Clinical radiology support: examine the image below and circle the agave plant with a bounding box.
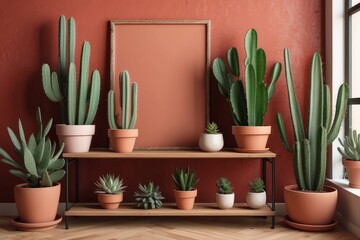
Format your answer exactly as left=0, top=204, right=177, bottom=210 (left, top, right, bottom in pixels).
left=95, top=174, right=127, bottom=194
left=172, top=166, right=199, bottom=191
left=276, top=48, right=349, bottom=191
left=216, top=177, right=233, bottom=194
left=0, top=108, right=65, bottom=187
left=338, top=129, right=360, bottom=161
left=134, top=182, right=164, bottom=209
left=205, top=122, right=219, bottom=134
left=212, top=28, right=282, bottom=126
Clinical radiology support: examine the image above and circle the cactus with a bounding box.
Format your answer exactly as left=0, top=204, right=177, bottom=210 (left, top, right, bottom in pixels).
left=205, top=122, right=219, bottom=134
left=338, top=129, right=360, bottom=160
left=0, top=108, right=65, bottom=187
left=216, top=177, right=233, bottom=194
left=249, top=178, right=265, bottom=193
left=42, top=16, right=100, bottom=125
left=276, top=48, right=349, bottom=191
left=108, top=71, right=138, bottom=129
left=134, top=182, right=164, bottom=209
left=212, top=28, right=282, bottom=126
left=95, top=174, right=127, bottom=194
left=172, top=165, right=199, bottom=191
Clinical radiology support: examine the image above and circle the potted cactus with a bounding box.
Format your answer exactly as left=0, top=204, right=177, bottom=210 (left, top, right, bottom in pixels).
left=108, top=71, right=138, bottom=153
left=172, top=165, right=199, bottom=210
left=246, top=178, right=266, bottom=209
left=42, top=15, right=101, bottom=153
left=337, top=129, right=360, bottom=188
left=216, top=177, right=234, bottom=209
left=134, top=182, right=165, bottom=209
left=276, top=49, right=349, bottom=228
left=95, top=174, right=127, bottom=209
left=212, top=29, right=282, bottom=152
left=0, top=108, right=65, bottom=227
left=199, top=122, right=224, bottom=152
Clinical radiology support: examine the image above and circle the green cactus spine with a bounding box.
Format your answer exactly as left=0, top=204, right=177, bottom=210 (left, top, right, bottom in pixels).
left=108, top=71, right=138, bottom=129
left=212, top=29, right=282, bottom=126
left=276, top=48, right=349, bottom=191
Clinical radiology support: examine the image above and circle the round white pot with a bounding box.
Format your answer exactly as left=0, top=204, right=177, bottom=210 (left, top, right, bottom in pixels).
left=56, top=124, right=95, bottom=153
left=246, top=191, right=266, bottom=209
left=199, top=133, right=224, bottom=152
left=216, top=192, right=235, bottom=209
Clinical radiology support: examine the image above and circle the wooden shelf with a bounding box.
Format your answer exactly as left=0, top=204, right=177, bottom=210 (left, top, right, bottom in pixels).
left=65, top=203, right=275, bottom=217
left=63, top=149, right=276, bottom=159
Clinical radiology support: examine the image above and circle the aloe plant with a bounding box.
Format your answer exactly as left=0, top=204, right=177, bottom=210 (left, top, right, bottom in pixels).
left=0, top=108, right=65, bottom=187
left=212, top=28, right=282, bottom=126
left=108, top=71, right=138, bottom=129
left=172, top=166, right=199, bottom=191
left=276, top=48, right=349, bottom=191
left=95, top=174, right=127, bottom=194
left=42, top=15, right=101, bottom=125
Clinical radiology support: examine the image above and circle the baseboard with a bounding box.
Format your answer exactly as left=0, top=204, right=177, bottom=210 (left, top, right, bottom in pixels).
left=335, top=211, right=360, bottom=239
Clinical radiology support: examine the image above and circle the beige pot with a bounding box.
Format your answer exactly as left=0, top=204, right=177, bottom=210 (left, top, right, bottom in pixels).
left=56, top=124, right=95, bottom=153
left=216, top=193, right=234, bottom=209
left=343, top=159, right=360, bottom=188
left=108, top=129, right=138, bottom=153
left=232, top=126, right=271, bottom=152
left=246, top=191, right=266, bottom=209
left=14, top=183, right=61, bottom=223
left=199, top=133, right=224, bottom=152
left=97, top=193, right=123, bottom=209
left=284, top=184, right=338, bottom=225
left=174, top=189, right=197, bottom=210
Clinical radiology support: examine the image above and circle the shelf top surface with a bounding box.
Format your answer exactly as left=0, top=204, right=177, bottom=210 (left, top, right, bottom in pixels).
left=63, top=149, right=276, bottom=159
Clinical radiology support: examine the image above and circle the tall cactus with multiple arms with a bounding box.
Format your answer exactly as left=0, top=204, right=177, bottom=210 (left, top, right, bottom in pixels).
left=0, top=108, right=65, bottom=187
left=42, top=15, right=101, bottom=125
left=276, top=48, right=349, bottom=191
left=108, top=71, right=138, bottom=129
left=212, top=28, right=282, bottom=126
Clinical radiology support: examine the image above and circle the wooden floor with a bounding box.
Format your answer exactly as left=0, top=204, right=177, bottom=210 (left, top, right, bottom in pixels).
left=0, top=216, right=357, bottom=240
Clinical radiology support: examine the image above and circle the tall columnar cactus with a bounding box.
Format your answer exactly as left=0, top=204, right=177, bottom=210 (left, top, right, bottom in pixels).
left=108, top=71, right=138, bottom=129
left=212, top=29, right=282, bottom=126
left=276, top=48, right=349, bottom=191
left=42, top=16, right=101, bottom=125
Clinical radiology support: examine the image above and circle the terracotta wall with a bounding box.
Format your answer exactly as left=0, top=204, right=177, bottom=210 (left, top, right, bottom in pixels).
left=0, top=0, right=324, bottom=203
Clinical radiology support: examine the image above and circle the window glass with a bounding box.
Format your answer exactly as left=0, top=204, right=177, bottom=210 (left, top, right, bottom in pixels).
left=351, top=0, right=360, bottom=7
left=349, top=105, right=360, bottom=132
left=350, top=12, right=360, bottom=97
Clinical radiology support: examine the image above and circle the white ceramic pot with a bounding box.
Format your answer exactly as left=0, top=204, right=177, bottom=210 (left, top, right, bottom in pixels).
left=246, top=191, right=266, bottom=209
left=199, top=133, right=224, bottom=152
left=216, top=192, right=235, bottom=209
left=56, top=124, right=95, bottom=153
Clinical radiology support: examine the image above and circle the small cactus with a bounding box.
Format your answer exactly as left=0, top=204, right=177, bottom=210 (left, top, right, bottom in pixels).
left=249, top=178, right=265, bottom=193
left=134, top=182, right=164, bottom=209
left=95, top=174, right=127, bottom=194
left=205, top=122, right=219, bottom=134
left=216, top=177, right=233, bottom=194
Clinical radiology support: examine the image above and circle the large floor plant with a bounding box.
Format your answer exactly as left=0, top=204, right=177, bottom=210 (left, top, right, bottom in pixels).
left=276, top=48, right=348, bottom=227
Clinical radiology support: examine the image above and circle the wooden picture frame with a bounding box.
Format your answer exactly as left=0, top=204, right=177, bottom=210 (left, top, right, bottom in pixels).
left=110, top=20, right=211, bottom=149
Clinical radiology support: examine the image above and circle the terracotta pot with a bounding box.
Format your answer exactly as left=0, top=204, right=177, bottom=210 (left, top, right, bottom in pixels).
left=14, top=183, right=61, bottom=223
left=174, top=189, right=197, bottom=210
left=97, top=193, right=123, bottom=209
left=216, top=193, right=234, bottom=209
left=246, top=191, right=266, bottom=209
left=199, top=133, right=224, bottom=152
left=284, top=184, right=338, bottom=225
left=343, top=159, right=360, bottom=188
left=56, top=124, right=95, bottom=153
left=108, top=129, right=138, bottom=153
left=232, top=126, right=271, bottom=151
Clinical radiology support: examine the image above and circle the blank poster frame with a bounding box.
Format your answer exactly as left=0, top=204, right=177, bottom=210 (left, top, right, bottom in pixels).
left=110, top=20, right=211, bottom=149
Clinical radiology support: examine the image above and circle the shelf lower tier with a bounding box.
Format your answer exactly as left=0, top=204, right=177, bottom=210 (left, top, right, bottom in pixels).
left=65, top=203, right=275, bottom=217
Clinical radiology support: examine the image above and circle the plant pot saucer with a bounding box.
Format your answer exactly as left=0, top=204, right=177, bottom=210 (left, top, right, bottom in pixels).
left=284, top=215, right=337, bottom=232
left=234, top=148, right=269, bottom=153
left=11, top=215, right=62, bottom=231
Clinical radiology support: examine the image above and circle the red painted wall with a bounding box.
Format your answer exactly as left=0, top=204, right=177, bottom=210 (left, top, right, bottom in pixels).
left=0, top=0, right=323, bottom=203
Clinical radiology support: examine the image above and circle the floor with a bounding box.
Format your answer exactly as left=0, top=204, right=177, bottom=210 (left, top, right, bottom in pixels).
left=0, top=216, right=357, bottom=240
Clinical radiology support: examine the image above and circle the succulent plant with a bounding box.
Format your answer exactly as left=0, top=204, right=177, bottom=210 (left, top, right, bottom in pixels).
left=216, top=177, right=233, bottom=194
left=134, top=182, right=164, bottom=209
left=95, top=174, right=127, bottom=194
left=172, top=166, right=199, bottom=191
left=205, top=122, right=219, bottom=134
left=249, top=178, right=265, bottom=193
left=108, top=71, right=138, bottom=129
left=276, top=49, right=349, bottom=191
left=212, top=28, right=282, bottom=126
left=338, top=129, right=360, bottom=161
left=0, top=108, right=65, bottom=187
left=42, top=15, right=101, bottom=125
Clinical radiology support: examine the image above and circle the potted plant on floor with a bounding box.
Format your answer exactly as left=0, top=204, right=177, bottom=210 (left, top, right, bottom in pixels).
left=134, top=182, right=165, bottom=209
left=246, top=178, right=266, bottom=209
left=95, top=174, right=127, bottom=209
left=337, top=129, right=360, bottom=188
left=0, top=108, right=65, bottom=229
left=212, top=28, right=282, bottom=152
left=172, top=165, right=199, bottom=210
left=276, top=48, right=349, bottom=228
left=42, top=15, right=101, bottom=153
left=216, top=177, right=234, bottom=209
left=199, top=122, right=224, bottom=152
left=108, top=71, right=138, bottom=153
